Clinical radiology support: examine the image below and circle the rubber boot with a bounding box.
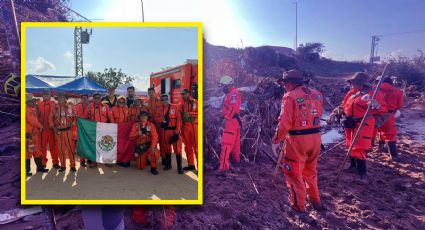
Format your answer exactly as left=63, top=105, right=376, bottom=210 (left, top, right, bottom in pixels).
left=26, top=159, right=32, bottom=176
left=378, top=141, right=388, bottom=153
left=388, top=141, right=399, bottom=161
left=183, top=165, right=196, bottom=171
left=356, top=159, right=367, bottom=180
left=344, top=157, right=357, bottom=173
left=176, top=155, right=183, bottom=174
left=150, top=167, right=158, bottom=175
left=163, top=154, right=172, bottom=171
left=35, top=157, right=48, bottom=173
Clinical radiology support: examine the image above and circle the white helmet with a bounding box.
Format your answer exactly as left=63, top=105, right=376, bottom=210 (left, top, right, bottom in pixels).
left=219, top=75, right=234, bottom=85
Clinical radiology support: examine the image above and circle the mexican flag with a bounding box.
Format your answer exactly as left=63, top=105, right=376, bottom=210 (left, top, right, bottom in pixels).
left=76, top=118, right=136, bottom=163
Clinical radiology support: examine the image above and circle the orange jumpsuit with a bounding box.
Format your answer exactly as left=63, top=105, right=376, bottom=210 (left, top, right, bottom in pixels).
left=75, top=103, right=90, bottom=163
left=111, top=106, right=129, bottom=124
left=375, top=82, right=404, bottom=141
left=159, top=104, right=182, bottom=155
left=181, top=98, right=198, bottom=167
left=26, top=106, right=43, bottom=159
left=88, top=103, right=114, bottom=123
left=50, top=103, right=77, bottom=169
left=148, top=97, right=163, bottom=156
left=219, top=86, right=241, bottom=171
left=129, top=121, right=159, bottom=169
left=273, top=85, right=324, bottom=212
left=342, top=89, right=387, bottom=160
left=38, top=100, right=59, bottom=166
left=128, top=105, right=149, bottom=121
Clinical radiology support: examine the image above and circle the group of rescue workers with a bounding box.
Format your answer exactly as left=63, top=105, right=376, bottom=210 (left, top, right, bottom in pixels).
left=217, top=69, right=403, bottom=213
left=25, top=86, right=198, bottom=177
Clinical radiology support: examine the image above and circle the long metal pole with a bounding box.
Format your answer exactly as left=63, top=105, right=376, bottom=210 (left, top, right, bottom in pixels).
left=295, top=1, right=298, bottom=54
left=335, top=63, right=390, bottom=181
left=9, top=0, right=20, bottom=44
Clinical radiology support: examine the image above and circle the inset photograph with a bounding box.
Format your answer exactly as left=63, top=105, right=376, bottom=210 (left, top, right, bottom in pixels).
left=21, top=22, right=202, bottom=204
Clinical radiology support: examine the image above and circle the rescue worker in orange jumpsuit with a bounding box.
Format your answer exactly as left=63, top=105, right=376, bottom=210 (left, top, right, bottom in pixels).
left=38, top=90, right=59, bottom=169
left=373, top=76, right=404, bottom=160
left=50, top=93, right=77, bottom=172
left=87, top=92, right=114, bottom=168
left=26, top=94, right=49, bottom=176
left=219, top=75, right=242, bottom=171
left=334, top=73, right=387, bottom=179
left=74, top=94, right=90, bottom=167
left=159, top=94, right=183, bottom=174
left=147, top=87, right=164, bottom=164
left=272, top=69, right=324, bottom=212
left=129, top=111, right=159, bottom=175
left=129, top=97, right=148, bottom=121
left=111, top=96, right=129, bottom=123
left=180, top=88, right=198, bottom=171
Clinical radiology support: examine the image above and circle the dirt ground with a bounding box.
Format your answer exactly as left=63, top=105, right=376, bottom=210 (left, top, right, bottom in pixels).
left=25, top=152, right=198, bottom=200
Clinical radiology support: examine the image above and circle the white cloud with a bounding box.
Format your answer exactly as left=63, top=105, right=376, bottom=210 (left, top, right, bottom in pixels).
left=84, top=63, right=93, bottom=69
left=29, top=57, right=56, bottom=73
left=132, top=73, right=150, bottom=90
left=64, top=50, right=73, bottom=59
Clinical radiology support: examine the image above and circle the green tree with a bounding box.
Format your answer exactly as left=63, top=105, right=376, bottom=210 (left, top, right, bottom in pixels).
left=87, top=68, right=134, bottom=89
left=297, top=42, right=325, bottom=62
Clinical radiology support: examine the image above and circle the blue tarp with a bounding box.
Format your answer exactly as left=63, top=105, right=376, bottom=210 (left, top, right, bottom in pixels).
left=54, top=77, right=106, bottom=95
left=26, top=74, right=52, bottom=93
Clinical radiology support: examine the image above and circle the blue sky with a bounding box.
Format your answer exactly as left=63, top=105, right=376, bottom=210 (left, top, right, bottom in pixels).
left=67, top=0, right=425, bottom=61
left=25, top=27, right=198, bottom=88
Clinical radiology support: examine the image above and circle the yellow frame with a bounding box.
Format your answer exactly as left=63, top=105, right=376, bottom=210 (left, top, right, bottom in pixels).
left=20, top=22, right=203, bottom=205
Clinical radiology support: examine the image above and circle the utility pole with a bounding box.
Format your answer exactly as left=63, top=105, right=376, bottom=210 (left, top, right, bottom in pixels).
left=369, top=36, right=380, bottom=63
left=141, top=0, right=145, bottom=22
left=294, top=1, right=298, bottom=54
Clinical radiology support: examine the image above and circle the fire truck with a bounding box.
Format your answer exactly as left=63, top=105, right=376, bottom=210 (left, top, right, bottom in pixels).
left=150, top=60, right=198, bottom=104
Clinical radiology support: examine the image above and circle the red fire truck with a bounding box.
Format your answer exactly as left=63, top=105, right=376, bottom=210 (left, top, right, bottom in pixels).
left=150, top=60, right=198, bottom=104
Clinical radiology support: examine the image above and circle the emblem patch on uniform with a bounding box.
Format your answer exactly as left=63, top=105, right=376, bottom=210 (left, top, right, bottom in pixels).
left=317, top=94, right=322, bottom=100
left=301, top=120, right=307, bottom=127
left=231, top=94, right=237, bottom=104
left=296, top=97, right=305, bottom=103
left=311, top=109, right=318, bottom=115
left=102, top=107, right=106, bottom=112
left=284, top=164, right=292, bottom=171
left=170, top=109, right=175, bottom=115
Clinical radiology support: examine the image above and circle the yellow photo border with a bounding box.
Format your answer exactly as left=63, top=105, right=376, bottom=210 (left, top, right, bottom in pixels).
left=20, top=22, right=203, bottom=205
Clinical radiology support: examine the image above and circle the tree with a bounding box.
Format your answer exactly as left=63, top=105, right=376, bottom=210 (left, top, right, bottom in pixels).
left=297, top=42, right=325, bottom=62
left=86, top=68, right=134, bottom=89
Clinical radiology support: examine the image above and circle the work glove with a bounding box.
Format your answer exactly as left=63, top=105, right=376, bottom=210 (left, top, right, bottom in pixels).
left=368, top=99, right=381, bottom=110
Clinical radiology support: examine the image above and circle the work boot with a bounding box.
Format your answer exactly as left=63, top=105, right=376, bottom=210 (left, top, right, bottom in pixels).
left=53, top=164, right=61, bottom=169
left=163, top=154, right=172, bottom=171
left=388, top=141, right=399, bottom=161
left=183, top=165, right=196, bottom=171
left=344, top=157, right=357, bottom=173
left=26, top=159, right=32, bottom=177
left=378, top=141, right=388, bottom=153
left=35, top=157, right=49, bottom=173
left=58, top=167, right=66, bottom=172
left=176, top=155, right=183, bottom=174
left=356, top=159, right=367, bottom=180
left=150, top=167, right=159, bottom=175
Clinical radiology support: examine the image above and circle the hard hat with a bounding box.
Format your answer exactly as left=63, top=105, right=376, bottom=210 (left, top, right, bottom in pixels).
left=280, top=69, right=304, bottom=84
left=219, top=75, right=234, bottom=85
left=26, top=93, right=35, bottom=102
left=347, top=72, right=371, bottom=87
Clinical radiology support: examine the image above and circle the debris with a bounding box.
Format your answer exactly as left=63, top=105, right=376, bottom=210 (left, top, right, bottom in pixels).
left=0, top=206, right=42, bottom=225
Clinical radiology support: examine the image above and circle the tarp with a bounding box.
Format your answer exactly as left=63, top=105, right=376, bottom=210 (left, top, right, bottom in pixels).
left=25, top=74, right=52, bottom=93
left=115, top=83, right=147, bottom=96
left=54, top=77, right=106, bottom=95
